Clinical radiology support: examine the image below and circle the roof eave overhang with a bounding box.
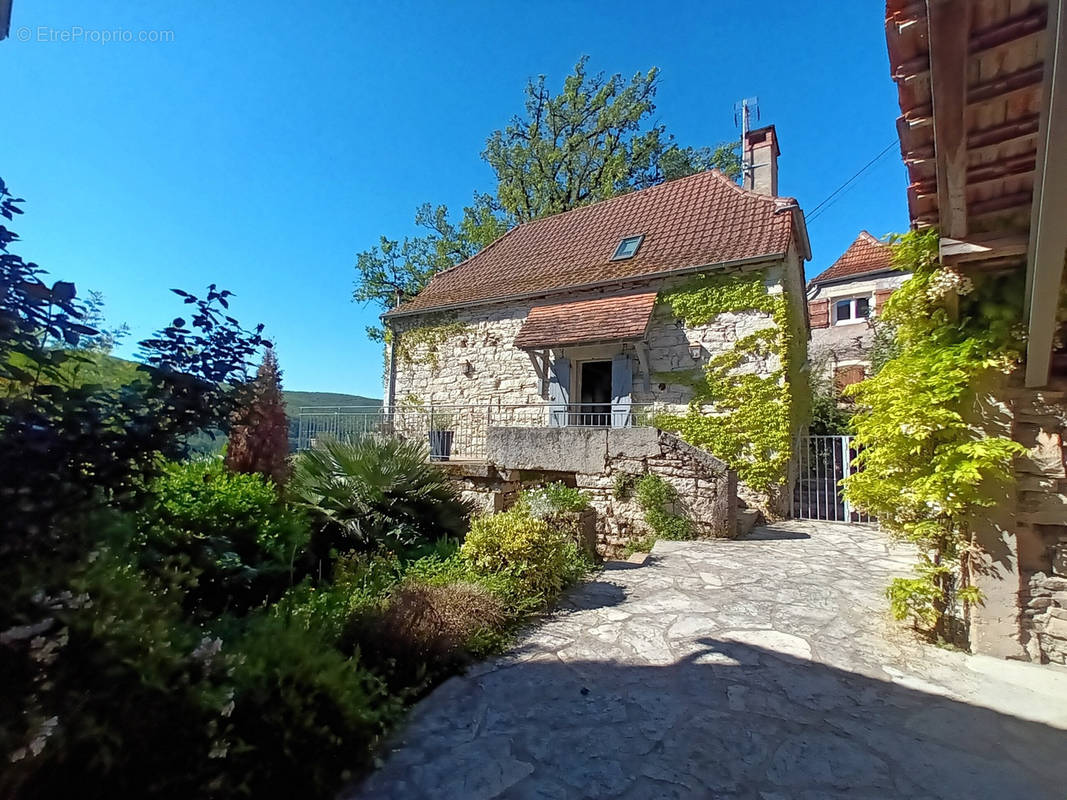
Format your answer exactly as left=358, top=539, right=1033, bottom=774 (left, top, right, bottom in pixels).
left=382, top=252, right=786, bottom=321
left=807, top=267, right=905, bottom=290
left=515, top=334, right=647, bottom=351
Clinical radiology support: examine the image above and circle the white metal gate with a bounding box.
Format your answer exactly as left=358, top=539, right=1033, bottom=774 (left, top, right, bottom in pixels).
left=793, top=435, right=874, bottom=523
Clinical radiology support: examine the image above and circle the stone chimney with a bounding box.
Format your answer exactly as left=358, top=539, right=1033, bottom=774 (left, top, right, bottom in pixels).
left=743, top=124, right=779, bottom=196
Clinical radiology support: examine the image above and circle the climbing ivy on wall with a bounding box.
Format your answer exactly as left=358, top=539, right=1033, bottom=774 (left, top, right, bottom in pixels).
left=394, top=318, right=471, bottom=370
left=843, top=228, right=1031, bottom=639
left=653, top=272, right=801, bottom=496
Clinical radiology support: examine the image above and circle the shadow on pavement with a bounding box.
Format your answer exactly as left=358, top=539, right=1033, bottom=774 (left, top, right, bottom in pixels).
left=350, top=637, right=1066, bottom=800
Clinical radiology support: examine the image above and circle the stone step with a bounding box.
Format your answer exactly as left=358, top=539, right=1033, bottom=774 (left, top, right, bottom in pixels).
left=737, top=508, right=760, bottom=537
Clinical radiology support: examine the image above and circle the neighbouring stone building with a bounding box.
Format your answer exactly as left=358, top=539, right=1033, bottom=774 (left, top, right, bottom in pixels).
left=887, top=0, right=1067, bottom=664
left=383, top=126, right=812, bottom=552
left=806, top=231, right=909, bottom=389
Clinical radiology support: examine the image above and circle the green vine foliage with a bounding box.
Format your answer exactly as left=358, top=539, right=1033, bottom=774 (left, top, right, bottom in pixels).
left=634, top=473, right=692, bottom=541
left=843, top=228, right=1028, bottom=636
left=395, top=319, right=471, bottom=370
left=654, top=272, right=799, bottom=494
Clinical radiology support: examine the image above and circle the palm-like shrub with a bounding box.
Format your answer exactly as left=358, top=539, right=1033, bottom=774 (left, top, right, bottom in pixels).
left=289, top=436, right=473, bottom=556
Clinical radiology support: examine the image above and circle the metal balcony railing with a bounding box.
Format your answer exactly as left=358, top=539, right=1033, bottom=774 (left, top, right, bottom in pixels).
left=290, top=402, right=657, bottom=460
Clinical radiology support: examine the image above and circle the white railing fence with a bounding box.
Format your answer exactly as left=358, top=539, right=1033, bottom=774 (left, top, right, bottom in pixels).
left=291, top=402, right=657, bottom=460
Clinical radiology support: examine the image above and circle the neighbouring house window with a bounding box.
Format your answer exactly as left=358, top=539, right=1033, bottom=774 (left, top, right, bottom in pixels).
left=833, top=296, right=871, bottom=325
left=612, top=235, right=644, bottom=260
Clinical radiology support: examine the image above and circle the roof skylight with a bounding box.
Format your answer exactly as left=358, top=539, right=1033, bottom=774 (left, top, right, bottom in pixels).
left=611, top=235, right=644, bottom=261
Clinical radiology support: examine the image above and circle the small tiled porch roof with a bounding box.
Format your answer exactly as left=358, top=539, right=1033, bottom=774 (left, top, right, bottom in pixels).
left=512, top=292, right=658, bottom=350
left=809, top=232, right=894, bottom=285
left=387, top=170, right=805, bottom=317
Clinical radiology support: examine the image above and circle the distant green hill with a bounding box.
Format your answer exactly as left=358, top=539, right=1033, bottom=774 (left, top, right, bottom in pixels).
left=283, top=391, right=381, bottom=413
left=30, top=353, right=382, bottom=408
left=19, top=352, right=382, bottom=454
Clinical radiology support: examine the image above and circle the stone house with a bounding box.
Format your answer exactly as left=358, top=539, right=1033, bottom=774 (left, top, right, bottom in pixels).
left=382, top=126, right=812, bottom=552
left=806, top=231, right=909, bottom=390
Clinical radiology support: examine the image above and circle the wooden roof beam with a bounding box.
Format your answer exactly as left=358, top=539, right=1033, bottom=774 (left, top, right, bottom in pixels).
left=940, top=233, right=1030, bottom=265
left=1026, top=0, right=1067, bottom=387
left=970, top=191, right=1034, bottom=218
left=893, top=6, right=1048, bottom=80
left=912, top=153, right=1036, bottom=194
left=905, top=120, right=1040, bottom=162
left=927, top=0, right=972, bottom=239
left=901, top=64, right=1045, bottom=123
left=968, top=114, right=1042, bottom=150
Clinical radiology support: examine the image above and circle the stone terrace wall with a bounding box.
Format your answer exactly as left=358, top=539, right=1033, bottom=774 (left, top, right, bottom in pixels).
left=482, top=427, right=737, bottom=556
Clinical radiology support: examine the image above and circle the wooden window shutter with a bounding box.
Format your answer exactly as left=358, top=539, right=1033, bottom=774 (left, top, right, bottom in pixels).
left=610, top=353, right=633, bottom=428
left=547, top=355, right=570, bottom=427
left=875, top=289, right=893, bottom=311
left=809, top=299, right=830, bottom=329
left=834, top=364, right=866, bottom=391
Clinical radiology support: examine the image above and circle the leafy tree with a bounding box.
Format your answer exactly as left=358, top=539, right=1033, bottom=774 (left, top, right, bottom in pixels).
left=843, top=229, right=1027, bottom=639
left=354, top=57, right=740, bottom=337
left=660, top=143, right=742, bottom=183
left=484, top=57, right=739, bottom=221
left=807, top=354, right=853, bottom=436
left=75, top=290, right=130, bottom=354
left=0, top=177, right=267, bottom=565
left=353, top=199, right=507, bottom=341
left=225, top=346, right=292, bottom=486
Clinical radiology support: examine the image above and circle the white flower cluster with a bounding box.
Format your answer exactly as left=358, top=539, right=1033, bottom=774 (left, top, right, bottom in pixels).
left=219, top=688, right=235, bottom=719
left=191, top=636, right=223, bottom=667
left=29, top=627, right=68, bottom=666
left=9, top=716, right=59, bottom=763
left=926, top=268, right=974, bottom=302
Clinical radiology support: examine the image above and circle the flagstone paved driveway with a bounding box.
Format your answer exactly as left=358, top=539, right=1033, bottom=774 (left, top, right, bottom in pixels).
left=350, top=521, right=1067, bottom=800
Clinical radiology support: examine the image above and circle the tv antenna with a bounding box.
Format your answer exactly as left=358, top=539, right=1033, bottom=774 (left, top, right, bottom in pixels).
left=733, top=97, right=760, bottom=184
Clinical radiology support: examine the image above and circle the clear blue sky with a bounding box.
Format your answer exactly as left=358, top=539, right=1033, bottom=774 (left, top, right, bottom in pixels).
left=2, top=0, right=908, bottom=398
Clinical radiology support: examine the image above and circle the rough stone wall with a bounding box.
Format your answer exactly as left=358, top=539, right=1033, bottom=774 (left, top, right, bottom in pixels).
left=635, top=272, right=782, bottom=415
left=1012, top=389, right=1067, bottom=664
left=386, top=263, right=798, bottom=512
left=479, top=427, right=737, bottom=556
left=1024, top=569, right=1067, bottom=664
left=386, top=270, right=785, bottom=416
left=580, top=431, right=738, bottom=556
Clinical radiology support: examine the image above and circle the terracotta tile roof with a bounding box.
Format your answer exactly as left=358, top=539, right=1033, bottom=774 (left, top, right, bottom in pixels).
left=809, top=231, right=894, bottom=284
left=388, top=170, right=799, bottom=316
left=512, top=292, right=658, bottom=349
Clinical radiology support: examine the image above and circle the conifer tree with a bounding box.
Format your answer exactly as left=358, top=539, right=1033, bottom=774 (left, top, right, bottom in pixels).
left=225, top=346, right=291, bottom=486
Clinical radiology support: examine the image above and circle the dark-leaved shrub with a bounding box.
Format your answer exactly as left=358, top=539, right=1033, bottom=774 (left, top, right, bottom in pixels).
left=225, top=613, right=402, bottom=798
left=1, top=544, right=233, bottom=800
left=290, top=435, right=473, bottom=556
left=137, top=459, right=309, bottom=616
